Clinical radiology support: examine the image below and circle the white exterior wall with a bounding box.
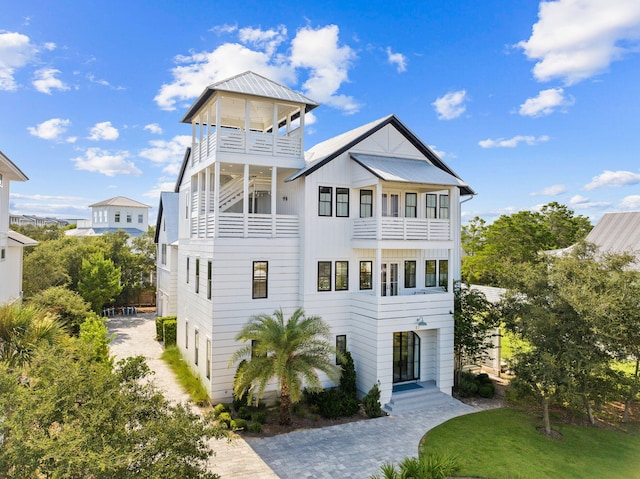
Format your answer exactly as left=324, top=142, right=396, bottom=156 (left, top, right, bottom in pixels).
left=92, top=204, right=149, bottom=232
left=165, top=106, right=465, bottom=407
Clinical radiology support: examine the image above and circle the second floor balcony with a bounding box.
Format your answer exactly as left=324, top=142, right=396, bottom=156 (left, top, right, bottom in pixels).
left=353, top=217, right=450, bottom=241
left=190, top=212, right=299, bottom=239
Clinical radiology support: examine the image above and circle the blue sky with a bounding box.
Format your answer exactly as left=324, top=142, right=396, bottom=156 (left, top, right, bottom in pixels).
left=1, top=0, right=639, bottom=225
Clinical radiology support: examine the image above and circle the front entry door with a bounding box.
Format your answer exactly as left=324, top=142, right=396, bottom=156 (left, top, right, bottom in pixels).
left=381, top=263, right=399, bottom=296
left=393, top=331, right=420, bottom=383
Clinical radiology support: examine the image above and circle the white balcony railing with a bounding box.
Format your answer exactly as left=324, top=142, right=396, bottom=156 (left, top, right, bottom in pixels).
left=191, top=213, right=299, bottom=238
left=353, top=217, right=450, bottom=241
left=191, top=129, right=302, bottom=165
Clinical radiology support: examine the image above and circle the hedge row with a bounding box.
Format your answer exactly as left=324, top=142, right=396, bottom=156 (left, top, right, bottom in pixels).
left=155, top=316, right=177, bottom=345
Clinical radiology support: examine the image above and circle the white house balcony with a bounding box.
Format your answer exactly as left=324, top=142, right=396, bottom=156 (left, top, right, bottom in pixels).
left=351, top=289, right=452, bottom=319
left=353, top=217, right=450, bottom=241
left=190, top=212, right=298, bottom=239
left=191, top=128, right=303, bottom=166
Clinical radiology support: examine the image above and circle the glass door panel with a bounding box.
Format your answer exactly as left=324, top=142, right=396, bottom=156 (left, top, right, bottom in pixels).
left=381, top=263, right=399, bottom=296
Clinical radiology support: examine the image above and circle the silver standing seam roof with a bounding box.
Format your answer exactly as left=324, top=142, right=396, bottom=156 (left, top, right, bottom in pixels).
left=585, top=211, right=640, bottom=254
left=181, top=71, right=319, bottom=124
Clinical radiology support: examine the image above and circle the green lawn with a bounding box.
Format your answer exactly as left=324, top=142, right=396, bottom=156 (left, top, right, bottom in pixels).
left=160, top=345, right=210, bottom=405
left=421, top=408, right=640, bottom=479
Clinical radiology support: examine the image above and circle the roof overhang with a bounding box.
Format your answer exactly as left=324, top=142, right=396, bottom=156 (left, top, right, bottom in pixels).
left=350, top=153, right=470, bottom=190
left=8, top=230, right=38, bottom=246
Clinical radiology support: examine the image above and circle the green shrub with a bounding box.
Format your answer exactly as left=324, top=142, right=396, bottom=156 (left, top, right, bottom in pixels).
left=238, top=406, right=252, bottom=420
left=155, top=315, right=176, bottom=341
left=251, top=411, right=267, bottom=424
left=304, top=388, right=359, bottom=419
left=217, top=412, right=232, bottom=427
left=213, top=403, right=229, bottom=418
left=477, top=373, right=491, bottom=385
left=232, top=360, right=251, bottom=411
left=230, top=419, right=247, bottom=431
left=479, top=383, right=495, bottom=398
left=247, top=422, right=262, bottom=433
left=457, top=376, right=479, bottom=398
left=339, top=351, right=357, bottom=398
left=363, top=383, right=383, bottom=418
left=163, top=319, right=177, bottom=346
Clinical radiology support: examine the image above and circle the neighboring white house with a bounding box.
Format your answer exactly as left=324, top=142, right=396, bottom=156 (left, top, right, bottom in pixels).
left=0, top=151, right=38, bottom=305
left=155, top=71, right=475, bottom=407
left=155, top=191, right=180, bottom=317
left=66, top=196, right=150, bottom=238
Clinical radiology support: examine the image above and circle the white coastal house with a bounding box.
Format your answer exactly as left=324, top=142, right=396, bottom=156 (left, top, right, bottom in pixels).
left=155, top=71, right=475, bottom=408
left=66, top=196, right=151, bottom=238
left=0, top=151, right=38, bottom=305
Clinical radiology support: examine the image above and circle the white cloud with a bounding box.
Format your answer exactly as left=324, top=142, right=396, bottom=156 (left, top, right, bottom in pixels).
left=210, top=24, right=237, bottom=35
left=290, top=25, right=358, bottom=113
left=428, top=145, right=449, bottom=159
left=386, top=47, right=407, bottom=73
left=143, top=180, right=178, bottom=200
left=88, top=121, right=119, bottom=141
left=0, top=31, right=37, bottom=90
left=518, top=0, right=640, bottom=84
left=620, top=195, right=640, bottom=209
left=27, top=118, right=71, bottom=140
left=568, top=194, right=611, bottom=209
left=155, top=24, right=359, bottom=114
left=519, top=88, right=574, bottom=117
left=531, top=184, right=567, bottom=196
left=238, top=25, right=287, bottom=56
left=478, top=135, right=549, bottom=148
left=43, top=42, right=56, bottom=51
left=144, top=123, right=163, bottom=135
left=432, top=90, right=467, bottom=120
left=155, top=43, right=293, bottom=111
left=72, top=147, right=141, bottom=176
left=32, top=68, right=69, bottom=94
left=584, top=170, right=640, bottom=190
left=139, top=135, right=191, bottom=174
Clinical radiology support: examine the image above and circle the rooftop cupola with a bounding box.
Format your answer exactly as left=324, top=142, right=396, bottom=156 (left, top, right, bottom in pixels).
left=181, top=71, right=319, bottom=165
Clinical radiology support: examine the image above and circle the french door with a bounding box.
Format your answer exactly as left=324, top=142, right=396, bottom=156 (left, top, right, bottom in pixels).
left=381, top=262, right=399, bottom=296
left=393, top=331, right=420, bottom=383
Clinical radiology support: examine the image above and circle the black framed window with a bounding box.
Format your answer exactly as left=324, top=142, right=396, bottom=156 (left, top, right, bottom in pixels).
left=194, top=329, right=199, bottom=365
left=335, top=261, right=349, bottom=291
left=115, top=211, right=120, bottom=222
left=126, top=213, right=132, bottom=223
left=336, top=335, right=347, bottom=365
left=195, top=259, right=200, bottom=294
left=405, top=193, right=417, bottom=218
left=439, top=259, right=449, bottom=291
left=319, top=186, right=333, bottom=216
left=404, top=260, right=416, bottom=288
left=425, top=260, right=436, bottom=287
left=426, top=194, right=437, bottom=219
left=439, top=194, right=450, bottom=219
left=207, top=261, right=212, bottom=300
left=186, top=257, right=190, bottom=283
left=206, top=339, right=211, bottom=379
left=252, top=261, right=268, bottom=299
left=336, top=188, right=349, bottom=217
left=359, top=261, right=373, bottom=290
left=161, top=244, right=167, bottom=265
left=318, top=261, right=332, bottom=291
left=360, top=190, right=373, bottom=218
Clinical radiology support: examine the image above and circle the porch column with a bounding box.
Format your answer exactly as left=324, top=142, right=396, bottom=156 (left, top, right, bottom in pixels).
left=375, top=184, right=382, bottom=240
left=204, top=166, right=211, bottom=238
left=215, top=98, right=221, bottom=153
left=374, top=247, right=382, bottom=297
left=271, top=166, right=277, bottom=237
left=213, top=162, right=220, bottom=238
left=272, top=104, right=278, bottom=156
left=245, top=100, right=251, bottom=154
left=450, top=187, right=461, bottom=286
left=299, top=105, right=305, bottom=152
left=243, top=164, right=249, bottom=238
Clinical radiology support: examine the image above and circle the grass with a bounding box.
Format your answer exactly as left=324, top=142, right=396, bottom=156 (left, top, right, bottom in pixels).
left=421, top=407, right=640, bottom=479
left=160, top=345, right=210, bottom=405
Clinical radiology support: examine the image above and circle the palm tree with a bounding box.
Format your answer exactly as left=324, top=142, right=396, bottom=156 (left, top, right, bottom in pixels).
left=0, top=303, right=63, bottom=367
left=230, top=308, right=340, bottom=425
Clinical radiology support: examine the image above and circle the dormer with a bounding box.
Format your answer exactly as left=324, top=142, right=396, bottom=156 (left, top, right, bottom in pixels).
left=181, top=71, right=319, bottom=167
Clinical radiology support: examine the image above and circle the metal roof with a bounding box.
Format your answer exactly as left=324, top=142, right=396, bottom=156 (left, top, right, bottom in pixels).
left=8, top=230, right=38, bottom=246
left=350, top=153, right=470, bottom=189
left=181, top=71, right=319, bottom=124
left=286, top=114, right=475, bottom=196
left=0, top=150, right=28, bottom=182
left=586, top=211, right=640, bottom=255
left=89, top=196, right=150, bottom=208
left=154, top=192, right=179, bottom=244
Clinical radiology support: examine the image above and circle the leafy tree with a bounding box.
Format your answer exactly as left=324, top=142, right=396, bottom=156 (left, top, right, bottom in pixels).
left=28, top=286, right=93, bottom=335
left=0, top=343, right=226, bottom=478
left=453, top=282, right=498, bottom=387
left=231, top=308, right=340, bottom=425
left=0, top=303, right=63, bottom=368
left=78, top=251, right=123, bottom=313
left=462, top=203, right=591, bottom=286
left=79, top=313, right=113, bottom=364
left=9, top=223, right=64, bottom=244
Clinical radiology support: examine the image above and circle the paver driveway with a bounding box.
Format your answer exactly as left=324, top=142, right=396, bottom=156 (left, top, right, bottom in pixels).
left=108, top=313, right=481, bottom=479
